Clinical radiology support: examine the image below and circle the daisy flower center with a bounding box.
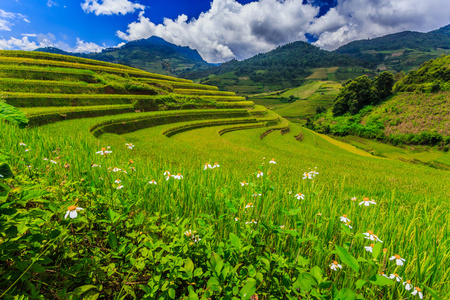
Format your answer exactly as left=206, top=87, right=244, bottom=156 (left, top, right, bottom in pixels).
left=368, top=230, right=374, bottom=235
left=68, top=205, right=77, bottom=211
left=395, top=254, right=401, bottom=259
left=415, top=287, right=421, bottom=292
left=333, top=261, right=338, bottom=265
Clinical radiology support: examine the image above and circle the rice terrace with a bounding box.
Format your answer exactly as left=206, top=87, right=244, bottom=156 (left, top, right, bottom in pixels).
left=1, top=3, right=450, bottom=299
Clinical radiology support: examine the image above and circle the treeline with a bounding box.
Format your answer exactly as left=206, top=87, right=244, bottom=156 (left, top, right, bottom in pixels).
left=332, top=72, right=394, bottom=115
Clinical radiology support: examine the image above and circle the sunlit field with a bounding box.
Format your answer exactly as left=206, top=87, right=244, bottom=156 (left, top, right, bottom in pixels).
left=2, top=116, right=449, bottom=299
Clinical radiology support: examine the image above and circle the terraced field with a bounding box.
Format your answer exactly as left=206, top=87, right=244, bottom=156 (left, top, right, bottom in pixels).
left=0, top=50, right=289, bottom=135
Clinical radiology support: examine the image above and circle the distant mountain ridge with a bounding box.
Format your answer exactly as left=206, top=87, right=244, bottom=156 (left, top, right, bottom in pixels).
left=336, top=24, right=450, bottom=53
left=35, top=36, right=211, bottom=76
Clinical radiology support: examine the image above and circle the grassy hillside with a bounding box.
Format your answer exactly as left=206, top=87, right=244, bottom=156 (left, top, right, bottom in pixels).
left=310, top=55, right=450, bottom=151
left=1, top=51, right=449, bottom=299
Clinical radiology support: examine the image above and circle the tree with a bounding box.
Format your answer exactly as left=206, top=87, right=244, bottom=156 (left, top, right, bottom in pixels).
left=374, top=71, right=394, bottom=100
left=332, top=75, right=377, bottom=116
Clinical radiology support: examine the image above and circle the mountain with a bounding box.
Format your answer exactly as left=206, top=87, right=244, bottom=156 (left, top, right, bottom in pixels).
left=335, top=24, right=450, bottom=73
left=181, top=41, right=373, bottom=94
left=35, top=36, right=211, bottom=76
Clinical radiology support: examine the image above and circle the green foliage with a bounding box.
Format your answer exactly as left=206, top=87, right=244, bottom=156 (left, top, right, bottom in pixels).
left=332, top=72, right=394, bottom=116
left=394, top=54, right=450, bottom=92
left=0, top=100, right=28, bottom=128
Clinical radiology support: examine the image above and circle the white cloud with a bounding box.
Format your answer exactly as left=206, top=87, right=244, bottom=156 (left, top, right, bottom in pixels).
left=312, top=0, right=450, bottom=50
left=0, top=9, right=30, bottom=31
left=117, top=0, right=318, bottom=63
left=47, top=0, right=59, bottom=7
left=116, top=0, right=450, bottom=63
left=81, top=0, right=145, bottom=16
left=73, top=38, right=105, bottom=53
left=0, top=34, right=106, bottom=53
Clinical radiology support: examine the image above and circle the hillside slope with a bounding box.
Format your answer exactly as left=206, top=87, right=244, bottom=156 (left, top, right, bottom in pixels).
left=310, top=54, right=450, bottom=148
left=36, top=36, right=211, bottom=76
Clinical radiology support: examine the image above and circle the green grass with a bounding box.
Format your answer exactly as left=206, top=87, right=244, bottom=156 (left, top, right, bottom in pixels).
left=1, top=51, right=450, bottom=299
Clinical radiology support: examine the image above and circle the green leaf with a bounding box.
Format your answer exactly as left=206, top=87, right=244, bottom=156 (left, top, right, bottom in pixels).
left=0, top=101, right=28, bottom=128
left=229, top=232, right=241, bottom=250
left=424, top=285, right=442, bottom=300
left=355, top=279, right=366, bottom=289
left=310, top=266, right=323, bottom=284
left=72, top=285, right=98, bottom=296
left=184, top=258, right=194, bottom=278
left=188, top=286, right=199, bottom=300
left=0, top=163, right=14, bottom=179
left=369, top=275, right=394, bottom=286
left=372, top=243, right=382, bottom=259
left=335, top=245, right=359, bottom=272
left=336, top=288, right=356, bottom=300
left=239, top=279, right=256, bottom=300
left=168, top=288, right=176, bottom=299
left=108, top=232, right=118, bottom=250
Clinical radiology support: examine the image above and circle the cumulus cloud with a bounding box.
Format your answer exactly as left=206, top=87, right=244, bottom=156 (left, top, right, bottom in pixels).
left=116, top=0, right=450, bottom=63
left=117, top=0, right=318, bottom=63
left=81, top=0, right=145, bottom=16
left=0, top=9, right=30, bottom=31
left=0, top=33, right=106, bottom=53
left=73, top=38, right=106, bottom=53
left=312, top=0, right=450, bottom=50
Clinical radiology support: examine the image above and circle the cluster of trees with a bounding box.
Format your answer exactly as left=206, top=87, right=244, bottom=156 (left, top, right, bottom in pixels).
left=332, top=72, right=394, bottom=116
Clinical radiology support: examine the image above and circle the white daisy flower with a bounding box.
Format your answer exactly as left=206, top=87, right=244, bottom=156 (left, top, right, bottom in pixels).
left=203, top=163, right=212, bottom=170
left=269, top=158, right=276, bottom=164
left=64, top=205, right=84, bottom=219
left=245, top=219, right=257, bottom=225
left=340, top=214, right=351, bottom=223
left=411, top=287, right=423, bottom=299
left=252, top=193, right=262, bottom=197
left=302, top=172, right=312, bottom=179
left=403, top=280, right=413, bottom=291
left=164, top=170, right=171, bottom=176
left=116, top=184, right=124, bottom=190
left=364, top=244, right=374, bottom=253
left=0, top=174, right=4, bottom=178
left=280, top=225, right=285, bottom=229
left=148, top=179, right=157, bottom=185
left=112, top=167, right=121, bottom=172
left=245, top=203, right=254, bottom=209
left=389, top=273, right=402, bottom=282
left=43, top=157, right=49, bottom=161
left=351, top=197, right=357, bottom=201
left=50, top=160, right=57, bottom=164
left=96, top=148, right=112, bottom=155
left=363, top=231, right=383, bottom=243
left=234, top=217, right=239, bottom=222
left=173, top=173, right=183, bottom=179
left=19, top=142, right=26, bottom=146
left=24, top=148, right=31, bottom=152
left=125, top=143, right=134, bottom=149
left=330, top=261, right=342, bottom=271
left=114, top=179, right=122, bottom=184
left=389, top=254, right=406, bottom=266
left=256, top=171, right=263, bottom=178
left=344, top=221, right=353, bottom=229
left=240, top=181, right=249, bottom=186
left=295, top=193, right=305, bottom=200
left=379, top=272, right=389, bottom=278
left=359, top=197, right=377, bottom=206
left=212, top=162, right=220, bottom=168
left=91, top=164, right=101, bottom=168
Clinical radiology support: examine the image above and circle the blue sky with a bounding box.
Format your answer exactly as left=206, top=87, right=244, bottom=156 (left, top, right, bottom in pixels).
left=0, top=0, right=449, bottom=63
